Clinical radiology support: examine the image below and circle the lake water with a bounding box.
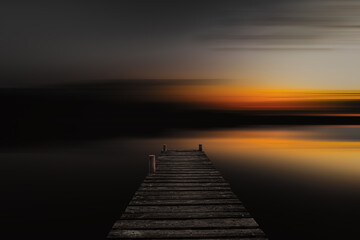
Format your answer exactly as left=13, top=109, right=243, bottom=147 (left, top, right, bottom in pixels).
left=2, top=125, right=360, bottom=239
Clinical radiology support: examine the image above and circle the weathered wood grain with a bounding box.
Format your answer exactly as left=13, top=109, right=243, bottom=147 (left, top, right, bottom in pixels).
left=108, top=228, right=266, bottom=238
left=143, top=179, right=227, bottom=183
left=157, top=161, right=211, bottom=164
left=107, top=148, right=267, bottom=239
left=146, top=175, right=222, bottom=179
left=154, top=171, right=220, bottom=174
left=141, top=182, right=230, bottom=187
left=134, top=190, right=236, bottom=196
left=149, top=173, right=222, bottom=177
left=112, top=238, right=268, bottom=240
left=132, top=193, right=237, bottom=200
left=157, top=157, right=208, bottom=160
left=160, top=152, right=205, bottom=156
left=125, top=205, right=247, bottom=213
left=138, top=186, right=231, bottom=191
left=156, top=166, right=216, bottom=169
left=129, top=198, right=241, bottom=205
left=120, top=211, right=252, bottom=219
left=112, top=218, right=258, bottom=229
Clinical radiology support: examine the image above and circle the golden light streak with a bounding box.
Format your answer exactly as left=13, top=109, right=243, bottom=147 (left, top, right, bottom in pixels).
left=155, top=84, right=360, bottom=110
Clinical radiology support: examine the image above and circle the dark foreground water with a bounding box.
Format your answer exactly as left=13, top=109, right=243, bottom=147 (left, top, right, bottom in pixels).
left=2, top=126, right=360, bottom=239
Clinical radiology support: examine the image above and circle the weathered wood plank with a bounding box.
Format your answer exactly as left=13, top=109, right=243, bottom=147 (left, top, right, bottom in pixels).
left=129, top=198, right=241, bottom=206
left=141, top=238, right=268, bottom=240
left=157, top=163, right=214, bottom=165
left=160, top=152, right=205, bottom=156
left=150, top=173, right=222, bottom=177
left=112, top=218, right=258, bottom=229
left=155, top=171, right=220, bottom=174
left=107, top=228, right=266, bottom=238
left=107, top=148, right=267, bottom=239
left=157, top=159, right=209, bottom=162
left=156, top=165, right=216, bottom=168
left=141, top=183, right=229, bottom=187
left=159, top=155, right=206, bottom=158
left=157, top=161, right=212, bottom=164
left=158, top=156, right=208, bottom=158
left=165, top=149, right=198, bottom=152
left=158, top=157, right=209, bottom=160
left=157, top=162, right=212, bottom=164
left=161, top=238, right=268, bottom=240
left=145, top=174, right=224, bottom=180
left=158, top=155, right=209, bottom=161
left=156, top=168, right=216, bottom=171
left=132, top=194, right=237, bottom=200
left=138, top=186, right=231, bottom=191
left=135, top=189, right=236, bottom=196
left=156, top=168, right=218, bottom=171
left=156, top=163, right=213, bottom=166
left=143, top=179, right=227, bottom=183
left=124, top=205, right=246, bottom=213
left=155, top=169, right=217, bottom=172
left=156, top=166, right=214, bottom=169
left=120, top=211, right=252, bottom=219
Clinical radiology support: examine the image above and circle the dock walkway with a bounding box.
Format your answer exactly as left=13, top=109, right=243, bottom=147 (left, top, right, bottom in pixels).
left=107, top=145, right=267, bottom=239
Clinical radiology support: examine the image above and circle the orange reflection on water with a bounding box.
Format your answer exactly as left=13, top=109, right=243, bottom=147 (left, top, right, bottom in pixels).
left=296, top=113, right=360, bottom=117
left=177, top=128, right=360, bottom=183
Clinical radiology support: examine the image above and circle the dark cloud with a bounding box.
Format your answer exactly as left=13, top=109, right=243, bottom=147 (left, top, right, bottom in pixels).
left=200, top=32, right=321, bottom=43
left=201, top=0, right=360, bottom=46
left=2, top=0, right=360, bottom=85
left=326, top=25, right=360, bottom=29
left=211, top=47, right=334, bottom=52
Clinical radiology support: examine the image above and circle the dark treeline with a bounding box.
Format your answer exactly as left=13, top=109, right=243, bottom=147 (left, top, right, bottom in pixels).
left=2, top=84, right=360, bottom=147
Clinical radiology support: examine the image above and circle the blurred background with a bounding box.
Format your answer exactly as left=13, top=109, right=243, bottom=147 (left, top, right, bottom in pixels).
left=2, top=1, right=360, bottom=239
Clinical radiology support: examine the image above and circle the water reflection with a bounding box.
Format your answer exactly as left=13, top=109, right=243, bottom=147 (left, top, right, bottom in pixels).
left=2, top=125, right=360, bottom=240
left=144, top=126, right=360, bottom=239
left=147, top=126, right=360, bottom=185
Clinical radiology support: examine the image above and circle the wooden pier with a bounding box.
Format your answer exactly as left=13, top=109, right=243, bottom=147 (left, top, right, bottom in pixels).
left=107, top=144, right=267, bottom=239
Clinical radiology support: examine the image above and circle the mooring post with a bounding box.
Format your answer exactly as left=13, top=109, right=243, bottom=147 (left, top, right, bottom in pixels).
left=149, top=155, right=156, bottom=174
left=199, top=144, right=203, bottom=151
left=162, top=144, right=167, bottom=152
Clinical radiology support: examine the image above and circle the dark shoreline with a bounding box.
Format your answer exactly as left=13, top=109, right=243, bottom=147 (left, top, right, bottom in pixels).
left=2, top=86, right=360, bottom=147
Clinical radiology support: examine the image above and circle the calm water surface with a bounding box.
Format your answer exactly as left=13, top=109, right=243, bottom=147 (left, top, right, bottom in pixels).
left=2, top=126, right=360, bottom=239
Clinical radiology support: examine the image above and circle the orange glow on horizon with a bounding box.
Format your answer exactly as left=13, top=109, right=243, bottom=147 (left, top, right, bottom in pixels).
left=155, top=84, right=360, bottom=111
left=294, top=113, right=360, bottom=117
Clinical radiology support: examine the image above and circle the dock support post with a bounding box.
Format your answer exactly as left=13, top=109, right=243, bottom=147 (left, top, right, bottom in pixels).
left=162, top=144, right=167, bottom=152
left=149, top=155, right=156, bottom=175
left=199, top=144, right=203, bottom=151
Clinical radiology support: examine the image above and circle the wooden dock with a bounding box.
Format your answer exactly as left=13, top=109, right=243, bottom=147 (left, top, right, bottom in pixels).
left=107, top=144, right=267, bottom=239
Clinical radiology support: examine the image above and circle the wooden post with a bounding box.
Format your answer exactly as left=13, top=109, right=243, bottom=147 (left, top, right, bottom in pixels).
left=162, top=144, right=167, bottom=152
left=199, top=144, right=203, bottom=151
left=149, top=155, right=156, bottom=174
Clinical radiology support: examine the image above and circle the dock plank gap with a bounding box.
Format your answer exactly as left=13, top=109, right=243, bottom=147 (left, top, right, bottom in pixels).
left=107, top=144, right=268, bottom=239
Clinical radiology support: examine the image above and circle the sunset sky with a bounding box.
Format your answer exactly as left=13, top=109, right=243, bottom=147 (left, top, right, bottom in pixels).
left=3, top=1, right=360, bottom=110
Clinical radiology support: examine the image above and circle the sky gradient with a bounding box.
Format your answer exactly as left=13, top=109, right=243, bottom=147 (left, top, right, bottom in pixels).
left=3, top=0, right=360, bottom=89
left=4, top=3, right=360, bottom=240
